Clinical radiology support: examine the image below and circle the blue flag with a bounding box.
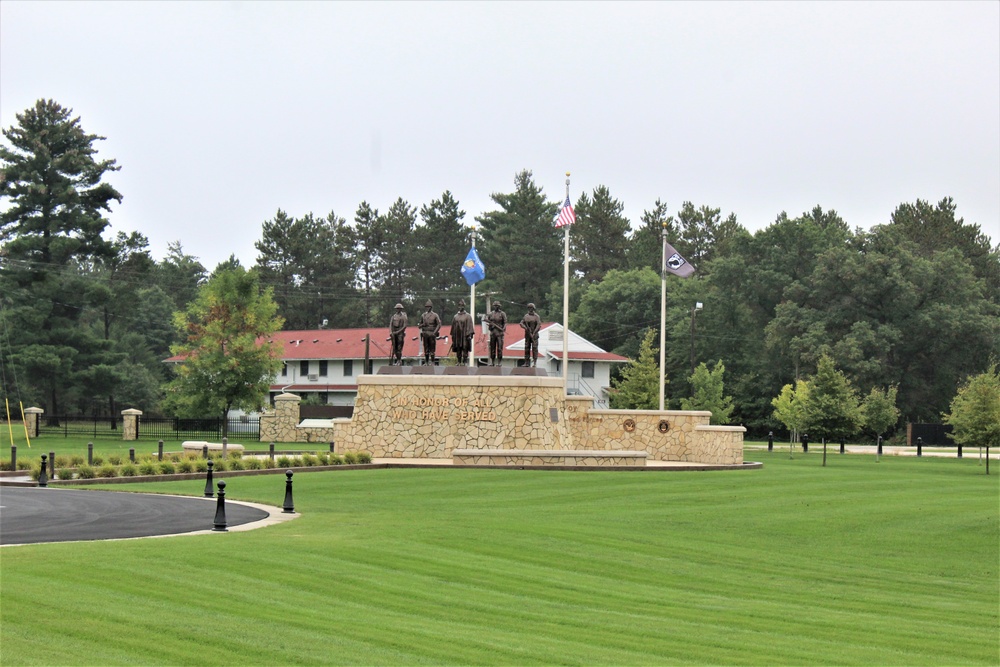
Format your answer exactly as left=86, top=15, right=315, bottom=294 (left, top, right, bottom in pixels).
left=461, top=247, right=485, bottom=285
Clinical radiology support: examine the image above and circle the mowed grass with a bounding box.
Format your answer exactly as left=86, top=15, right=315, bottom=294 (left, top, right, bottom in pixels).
left=0, top=433, right=312, bottom=461
left=1, top=453, right=997, bottom=666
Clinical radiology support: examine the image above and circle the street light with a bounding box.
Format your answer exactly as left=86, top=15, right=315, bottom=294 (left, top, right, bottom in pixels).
left=689, top=301, right=703, bottom=377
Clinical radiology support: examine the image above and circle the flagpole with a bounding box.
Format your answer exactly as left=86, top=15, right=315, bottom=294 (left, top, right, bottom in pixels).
left=470, top=225, right=477, bottom=368
left=562, top=173, right=570, bottom=389
left=659, top=221, right=667, bottom=411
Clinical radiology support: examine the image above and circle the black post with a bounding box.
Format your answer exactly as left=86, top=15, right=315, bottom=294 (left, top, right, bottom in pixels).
left=917, top=436, right=923, bottom=457
left=129, top=448, right=135, bottom=463
left=269, top=442, right=275, bottom=462
left=202, top=444, right=208, bottom=460
left=87, top=442, right=93, bottom=465
left=213, top=480, right=228, bottom=531
left=986, top=446, right=990, bottom=475
left=877, top=435, right=883, bottom=457
left=38, top=455, right=48, bottom=487
left=822, top=438, right=827, bottom=467
left=767, top=432, right=773, bottom=452
left=329, top=442, right=335, bottom=454
left=957, top=444, right=963, bottom=459
left=158, top=440, right=164, bottom=461
left=802, top=434, right=809, bottom=453
left=10, top=445, right=15, bottom=472
left=48, top=451, right=55, bottom=478
left=839, top=439, right=845, bottom=455
left=204, top=459, right=215, bottom=497
left=283, top=470, right=295, bottom=513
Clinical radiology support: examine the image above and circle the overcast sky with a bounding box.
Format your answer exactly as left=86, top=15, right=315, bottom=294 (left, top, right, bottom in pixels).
left=2, top=1, right=998, bottom=270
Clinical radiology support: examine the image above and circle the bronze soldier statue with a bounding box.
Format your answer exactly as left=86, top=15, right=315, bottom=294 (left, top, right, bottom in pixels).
left=419, top=300, right=442, bottom=365
left=486, top=300, right=507, bottom=366
left=389, top=303, right=407, bottom=366
left=450, top=299, right=475, bottom=365
left=520, top=302, right=541, bottom=367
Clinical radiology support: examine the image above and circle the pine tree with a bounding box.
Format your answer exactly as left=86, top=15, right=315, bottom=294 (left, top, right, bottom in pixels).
left=609, top=328, right=663, bottom=410
left=681, top=361, right=734, bottom=424
left=414, top=191, right=468, bottom=319
left=571, top=185, right=630, bottom=283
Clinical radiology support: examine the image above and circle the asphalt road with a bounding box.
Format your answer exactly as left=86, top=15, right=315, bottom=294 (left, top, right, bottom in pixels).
left=0, top=487, right=269, bottom=545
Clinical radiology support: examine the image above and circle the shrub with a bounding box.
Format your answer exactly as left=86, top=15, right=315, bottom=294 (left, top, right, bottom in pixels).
left=357, top=451, right=372, bottom=464
left=108, top=455, right=123, bottom=466
left=302, top=454, right=319, bottom=467
left=185, top=451, right=201, bottom=461
left=177, top=459, right=195, bottom=474
left=159, top=461, right=176, bottom=475
left=120, top=463, right=138, bottom=477
left=195, top=459, right=209, bottom=473
left=329, top=453, right=343, bottom=465
left=139, top=461, right=158, bottom=476
left=56, top=468, right=74, bottom=480
left=317, top=453, right=329, bottom=465
left=16, top=459, right=32, bottom=470
left=55, top=455, right=71, bottom=468
left=259, top=457, right=275, bottom=469
left=276, top=455, right=292, bottom=468
left=91, top=456, right=104, bottom=466
left=29, top=463, right=43, bottom=481
left=343, top=451, right=358, bottom=465
left=170, top=453, right=182, bottom=463
left=77, top=465, right=96, bottom=479
left=70, top=455, right=85, bottom=466
left=98, top=464, right=118, bottom=478
left=228, top=450, right=243, bottom=460
left=0, top=460, right=11, bottom=471
left=244, top=457, right=263, bottom=470
left=213, top=459, right=228, bottom=472
left=229, top=458, right=245, bottom=471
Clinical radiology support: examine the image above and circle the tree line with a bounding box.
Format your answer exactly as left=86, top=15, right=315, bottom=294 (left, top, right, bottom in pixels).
left=2, top=99, right=998, bottom=436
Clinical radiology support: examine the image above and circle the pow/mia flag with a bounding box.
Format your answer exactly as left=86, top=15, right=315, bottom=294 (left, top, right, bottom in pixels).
left=663, top=242, right=696, bottom=278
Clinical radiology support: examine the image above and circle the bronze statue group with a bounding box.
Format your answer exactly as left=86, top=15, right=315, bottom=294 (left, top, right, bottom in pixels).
left=388, top=301, right=541, bottom=368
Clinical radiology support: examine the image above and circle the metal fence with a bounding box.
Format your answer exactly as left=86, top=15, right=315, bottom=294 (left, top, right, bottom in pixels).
left=38, top=415, right=124, bottom=438
left=136, top=417, right=260, bottom=441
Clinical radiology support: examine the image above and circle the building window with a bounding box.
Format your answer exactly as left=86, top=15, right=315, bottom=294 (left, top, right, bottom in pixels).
left=319, top=392, right=328, bottom=404
left=300, top=360, right=309, bottom=376
left=281, top=363, right=287, bottom=377
left=582, top=361, right=595, bottom=378
left=319, top=360, right=328, bottom=377
left=552, top=360, right=561, bottom=373
left=344, top=359, right=353, bottom=377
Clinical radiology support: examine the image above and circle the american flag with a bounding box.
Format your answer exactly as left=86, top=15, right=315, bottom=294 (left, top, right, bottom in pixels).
left=554, top=195, right=575, bottom=228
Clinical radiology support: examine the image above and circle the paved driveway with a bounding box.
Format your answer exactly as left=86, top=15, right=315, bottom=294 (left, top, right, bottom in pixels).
left=0, top=487, right=275, bottom=546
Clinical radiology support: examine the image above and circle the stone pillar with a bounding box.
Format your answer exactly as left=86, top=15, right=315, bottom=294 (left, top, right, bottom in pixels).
left=23, top=407, right=43, bottom=438
left=259, top=393, right=302, bottom=443
left=121, top=408, right=143, bottom=441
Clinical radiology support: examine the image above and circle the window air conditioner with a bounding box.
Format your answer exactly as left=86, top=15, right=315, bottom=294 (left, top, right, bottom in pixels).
left=307, top=374, right=319, bottom=381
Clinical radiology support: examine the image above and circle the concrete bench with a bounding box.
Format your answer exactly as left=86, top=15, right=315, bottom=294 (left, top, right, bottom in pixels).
left=181, top=440, right=245, bottom=453
left=452, top=449, right=647, bottom=467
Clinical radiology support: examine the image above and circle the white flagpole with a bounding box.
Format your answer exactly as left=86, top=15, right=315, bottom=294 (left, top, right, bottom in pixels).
left=659, top=221, right=667, bottom=411
left=470, top=226, right=477, bottom=368
left=562, top=173, right=570, bottom=388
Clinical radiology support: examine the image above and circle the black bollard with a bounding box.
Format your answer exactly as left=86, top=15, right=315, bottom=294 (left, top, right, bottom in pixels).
left=282, top=470, right=295, bottom=513
left=917, top=436, right=923, bottom=457
left=38, top=455, right=48, bottom=487
left=202, top=444, right=208, bottom=460
left=158, top=440, right=164, bottom=461
left=802, top=434, right=809, bottom=453
left=87, top=442, right=93, bottom=465
left=839, top=438, right=845, bottom=455
left=129, top=448, right=135, bottom=463
left=222, top=437, right=228, bottom=458
left=767, top=431, right=773, bottom=452
left=49, top=451, right=55, bottom=478
left=10, top=445, right=15, bottom=473
left=822, top=438, right=827, bottom=467
left=269, top=442, right=275, bottom=462
left=329, top=442, right=335, bottom=454
left=877, top=435, right=883, bottom=457
left=204, top=459, right=215, bottom=497
left=957, top=444, right=963, bottom=459
left=213, top=480, right=228, bottom=531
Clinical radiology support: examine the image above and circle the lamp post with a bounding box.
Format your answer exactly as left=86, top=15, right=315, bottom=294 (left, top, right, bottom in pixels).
left=689, top=301, right=703, bottom=377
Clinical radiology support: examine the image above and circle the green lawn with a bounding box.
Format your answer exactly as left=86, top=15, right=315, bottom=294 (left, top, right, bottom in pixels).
left=1, top=453, right=997, bottom=665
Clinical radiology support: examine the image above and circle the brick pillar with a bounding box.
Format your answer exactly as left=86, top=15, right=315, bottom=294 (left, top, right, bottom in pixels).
left=121, top=408, right=143, bottom=441
left=260, top=393, right=302, bottom=443
left=23, top=407, right=43, bottom=438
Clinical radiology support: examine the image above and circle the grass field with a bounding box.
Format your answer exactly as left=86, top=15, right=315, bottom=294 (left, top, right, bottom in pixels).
left=1, top=452, right=997, bottom=665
